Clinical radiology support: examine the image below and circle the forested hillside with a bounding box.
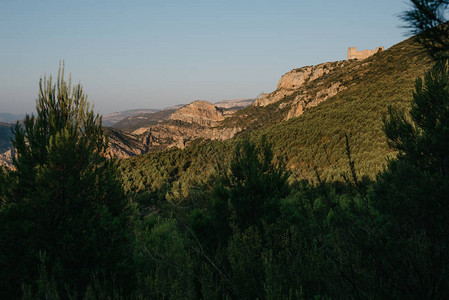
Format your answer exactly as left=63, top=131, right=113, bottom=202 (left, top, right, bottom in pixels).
left=119, top=36, right=432, bottom=201
left=2, top=4, right=449, bottom=298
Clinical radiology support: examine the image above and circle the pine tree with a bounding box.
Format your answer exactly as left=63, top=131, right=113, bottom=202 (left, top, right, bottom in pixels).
left=372, top=59, right=449, bottom=298
left=383, top=58, right=449, bottom=175
left=213, top=137, right=290, bottom=231
left=0, top=64, right=133, bottom=298
left=401, top=0, right=449, bottom=57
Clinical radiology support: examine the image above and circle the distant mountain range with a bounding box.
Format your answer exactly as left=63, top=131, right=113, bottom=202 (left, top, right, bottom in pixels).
left=105, top=98, right=255, bottom=157
left=0, top=113, right=25, bottom=123
left=0, top=98, right=256, bottom=167
left=102, top=99, right=255, bottom=128
left=102, top=109, right=160, bottom=127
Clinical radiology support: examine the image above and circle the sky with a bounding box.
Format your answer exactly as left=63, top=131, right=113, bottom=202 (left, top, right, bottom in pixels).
left=0, top=0, right=412, bottom=115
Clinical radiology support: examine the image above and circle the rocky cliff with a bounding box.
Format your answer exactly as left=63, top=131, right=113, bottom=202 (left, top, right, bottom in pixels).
left=169, top=100, right=225, bottom=127
left=255, top=61, right=347, bottom=108
left=106, top=127, right=149, bottom=158
left=0, top=149, right=14, bottom=169
left=214, top=98, right=255, bottom=109
left=102, top=99, right=248, bottom=159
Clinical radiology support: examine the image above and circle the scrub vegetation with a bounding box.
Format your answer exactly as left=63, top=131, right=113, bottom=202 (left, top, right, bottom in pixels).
left=1, top=2, right=449, bottom=298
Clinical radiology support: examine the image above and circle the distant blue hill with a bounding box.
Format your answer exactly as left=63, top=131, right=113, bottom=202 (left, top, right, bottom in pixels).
left=0, top=122, right=13, bottom=153
left=0, top=113, right=25, bottom=123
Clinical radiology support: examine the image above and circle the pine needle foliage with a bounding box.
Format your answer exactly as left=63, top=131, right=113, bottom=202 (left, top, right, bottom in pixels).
left=0, top=63, right=132, bottom=298
left=401, top=0, right=449, bottom=57
left=384, top=58, right=449, bottom=175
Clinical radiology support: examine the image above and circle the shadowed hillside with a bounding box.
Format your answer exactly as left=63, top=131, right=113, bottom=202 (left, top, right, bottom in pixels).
left=0, top=123, right=13, bottom=154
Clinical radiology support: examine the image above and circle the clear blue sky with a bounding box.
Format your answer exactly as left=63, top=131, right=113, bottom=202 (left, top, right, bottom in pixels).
left=1, top=0, right=411, bottom=115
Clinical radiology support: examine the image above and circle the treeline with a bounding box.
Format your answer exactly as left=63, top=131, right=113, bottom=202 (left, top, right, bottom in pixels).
left=1, top=58, right=449, bottom=299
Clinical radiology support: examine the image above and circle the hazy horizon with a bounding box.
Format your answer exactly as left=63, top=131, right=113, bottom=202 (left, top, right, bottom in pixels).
left=1, top=0, right=410, bottom=115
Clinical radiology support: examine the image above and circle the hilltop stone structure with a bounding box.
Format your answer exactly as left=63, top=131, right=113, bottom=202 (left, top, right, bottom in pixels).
left=347, top=46, right=384, bottom=60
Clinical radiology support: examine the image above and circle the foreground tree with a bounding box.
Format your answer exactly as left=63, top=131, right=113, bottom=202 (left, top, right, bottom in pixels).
left=184, top=138, right=291, bottom=299
left=0, top=65, right=133, bottom=298
left=401, top=0, right=449, bottom=57
left=384, top=58, right=449, bottom=174
left=214, top=137, right=290, bottom=231
left=372, top=58, right=449, bottom=298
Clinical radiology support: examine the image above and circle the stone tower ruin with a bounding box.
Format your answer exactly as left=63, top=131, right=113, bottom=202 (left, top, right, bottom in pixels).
left=347, top=46, right=384, bottom=60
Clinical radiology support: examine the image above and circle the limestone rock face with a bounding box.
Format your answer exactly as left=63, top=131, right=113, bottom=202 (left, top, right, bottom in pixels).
left=102, top=98, right=255, bottom=159
left=277, top=64, right=328, bottom=90
left=285, top=82, right=347, bottom=120
left=134, top=123, right=241, bottom=151
left=106, top=101, right=244, bottom=159
left=255, top=61, right=346, bottom=107
left=201, top=126, right=242, bottom=141
left=0, top=149, right=14, bottom=169
left=214, top=98, right=255, bottom=109
left=170, top=100, right=225, bottom=127
left=106, top=128, right=149, bottom=159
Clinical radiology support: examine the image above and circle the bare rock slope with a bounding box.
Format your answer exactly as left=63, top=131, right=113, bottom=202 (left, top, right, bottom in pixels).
left=254, top=61, right=348, bottom=120
left=170, top=100, right=225, bottom=126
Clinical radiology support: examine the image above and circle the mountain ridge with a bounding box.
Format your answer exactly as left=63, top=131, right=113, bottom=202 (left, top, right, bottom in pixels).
left=0, top=37, right=432, bottom=173
left=0, top=113, right=25, bottom=124
left=117, top=36, right=433, bottom=200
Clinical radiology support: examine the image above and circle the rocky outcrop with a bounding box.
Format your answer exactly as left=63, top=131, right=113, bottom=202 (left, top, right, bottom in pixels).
left=214, top=98, right=255, bottom=109
left=105, top=99, right=245, bottom=159
left=255, top=61, right=347, bottom=107
left=285, top=82, right=347, bottom=119
left=255, top=90, right=294, bottom=108
left=0, top=149, right=14, bottom=169
left=202, top=127, right=242, bottom=140
left=134, top=122, right=242, bottom=151
left=170, top=100, right=225, bottom=127
left=106, top=128, right=149, bottom=159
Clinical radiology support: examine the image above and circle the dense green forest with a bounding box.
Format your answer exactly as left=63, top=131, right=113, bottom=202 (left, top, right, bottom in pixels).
left=2, top=2, right=449, bottom=298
